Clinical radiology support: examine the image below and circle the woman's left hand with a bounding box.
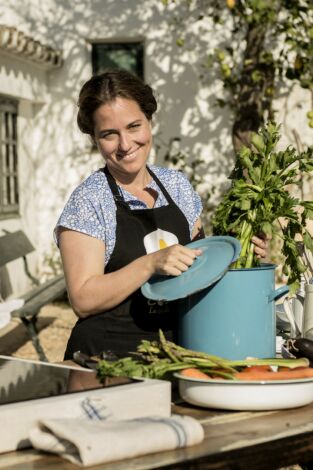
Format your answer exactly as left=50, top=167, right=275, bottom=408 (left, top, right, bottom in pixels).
left=251, top=235, right=270, bottom=260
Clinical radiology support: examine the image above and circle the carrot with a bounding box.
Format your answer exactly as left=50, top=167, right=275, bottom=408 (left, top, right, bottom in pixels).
left=240, top=365, right=272, bottom=373
left=180, top=368, right=210, bottom=380
left=234, top=367, right=313, bottom=381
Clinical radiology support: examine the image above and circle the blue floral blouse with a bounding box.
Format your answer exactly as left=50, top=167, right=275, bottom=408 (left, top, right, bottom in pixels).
left=55, top=165, right=203, bottom=266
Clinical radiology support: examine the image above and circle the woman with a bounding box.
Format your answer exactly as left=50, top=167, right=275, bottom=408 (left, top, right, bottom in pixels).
left=55, top=70, right=267, bottom=359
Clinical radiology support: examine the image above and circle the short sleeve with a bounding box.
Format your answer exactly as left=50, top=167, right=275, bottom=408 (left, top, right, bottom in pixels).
left=150, top=166, right=203, bottom=236
left=172, top=171, right=203, bottom=234
left=54, top=185, right=107, bottom=246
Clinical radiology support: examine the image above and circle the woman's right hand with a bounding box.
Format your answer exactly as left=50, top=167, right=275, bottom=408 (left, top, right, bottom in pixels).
left=148, top=244, right=202, bottom=277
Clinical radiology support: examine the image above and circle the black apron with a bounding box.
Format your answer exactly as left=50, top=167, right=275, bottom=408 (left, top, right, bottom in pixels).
left=64, top=166, right=191, bottom=359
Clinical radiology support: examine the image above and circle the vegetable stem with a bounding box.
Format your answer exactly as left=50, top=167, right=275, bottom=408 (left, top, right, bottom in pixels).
left=245, top=241, right=255, bottom=268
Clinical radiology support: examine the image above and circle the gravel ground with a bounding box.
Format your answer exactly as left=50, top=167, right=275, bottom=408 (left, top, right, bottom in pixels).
left=1, top=302, right=77, bottom=362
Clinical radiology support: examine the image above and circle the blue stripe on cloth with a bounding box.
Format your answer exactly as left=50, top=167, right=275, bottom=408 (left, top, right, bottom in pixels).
left=132, top=417, right=188, bottom=448
left=81, top=397, right=111, bottom=421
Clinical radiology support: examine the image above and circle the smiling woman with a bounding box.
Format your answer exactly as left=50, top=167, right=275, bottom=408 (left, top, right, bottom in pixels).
left=54, top=70, right=267, bottom=360
left=54, top=70, right=204, bottom=359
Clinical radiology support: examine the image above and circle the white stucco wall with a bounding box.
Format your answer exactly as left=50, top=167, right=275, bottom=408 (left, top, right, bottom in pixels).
left=0, top=0, right=312, bottom=295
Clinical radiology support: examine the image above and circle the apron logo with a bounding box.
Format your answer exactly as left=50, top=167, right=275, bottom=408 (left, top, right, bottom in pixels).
left=143, top=228, right=178, bottom=254
left=147, top=299, right=170, bottom=314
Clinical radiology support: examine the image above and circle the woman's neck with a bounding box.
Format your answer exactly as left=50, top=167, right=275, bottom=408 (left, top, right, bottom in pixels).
left=109, top=166, right=151, bottom=190
left=108, top=165, right=157, bottom=208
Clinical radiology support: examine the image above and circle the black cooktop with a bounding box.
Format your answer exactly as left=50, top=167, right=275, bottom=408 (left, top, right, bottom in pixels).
left=0, top=356, right=136, bottom=406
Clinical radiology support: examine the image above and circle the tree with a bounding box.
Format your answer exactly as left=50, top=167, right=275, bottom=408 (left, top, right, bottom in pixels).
left=162, top=0, right=313, bottom=152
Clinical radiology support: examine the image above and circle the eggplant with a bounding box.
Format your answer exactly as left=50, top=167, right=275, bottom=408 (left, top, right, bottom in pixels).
left=285, top=338, right=313, bottom=365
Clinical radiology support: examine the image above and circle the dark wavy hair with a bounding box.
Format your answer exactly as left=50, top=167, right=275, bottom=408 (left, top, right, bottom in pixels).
left=77, top=70, right=157, bottom=136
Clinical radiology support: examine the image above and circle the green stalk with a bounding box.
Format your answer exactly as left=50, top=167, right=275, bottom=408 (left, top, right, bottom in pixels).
left=277, top=159, right=300, bottom=179
left=159, top=329, right=180, bottom=363
left=165, top=339, right=235, bottom=369
left=242, top=209, right=257, bottom=268
left=163, top=335, right=309, bottom=369
left=245, top=240, right=255, bottom=268
left=186, top=357, right=237, bottom=373
left=228, top=357, right=309, bottom=368
left=245, top=183, right=262, bottom=192
left=240, top=231, right=251, bottom=258
left=233, top=221, right=252, bottom=268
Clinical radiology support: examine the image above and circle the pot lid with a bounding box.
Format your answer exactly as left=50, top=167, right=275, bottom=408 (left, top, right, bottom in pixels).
left=141, top=236, right=241, bottom=301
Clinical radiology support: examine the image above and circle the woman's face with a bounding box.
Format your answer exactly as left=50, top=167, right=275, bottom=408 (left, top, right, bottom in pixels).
left=93, top=97, right=152, bottom=179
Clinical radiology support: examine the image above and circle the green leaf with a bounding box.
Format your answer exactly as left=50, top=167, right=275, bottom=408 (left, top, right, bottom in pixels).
left=288, top=281, right=299, bottom=296
left=240, top=199, right=251, bottom=210
left=303, top=231, right=313, bottom=253
left=301, top=201, right=313, bottom=219
left=260, top=221, right=273, bottom=237
left=251, top=133, right=266, bottom=153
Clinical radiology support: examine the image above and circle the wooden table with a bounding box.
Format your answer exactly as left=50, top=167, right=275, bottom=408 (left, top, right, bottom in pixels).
left=2, top=399, right=313, bottom=469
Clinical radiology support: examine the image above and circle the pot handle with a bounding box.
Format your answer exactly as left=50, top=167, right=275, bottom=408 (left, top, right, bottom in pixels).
left=268, top=285, right=289, bottom=303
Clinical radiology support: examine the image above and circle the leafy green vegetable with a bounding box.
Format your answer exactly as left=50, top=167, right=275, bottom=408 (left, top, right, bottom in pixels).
left=212, top=121, right=313, bottom=292
left=96, top=330, right=308, bottom=382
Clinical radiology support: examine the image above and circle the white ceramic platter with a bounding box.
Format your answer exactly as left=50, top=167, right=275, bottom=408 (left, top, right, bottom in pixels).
left=174, top=373, right=313, bottom=411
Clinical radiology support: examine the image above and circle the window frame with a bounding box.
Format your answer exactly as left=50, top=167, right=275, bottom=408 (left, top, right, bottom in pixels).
left=0, top=96, right=19, bottom=219
left=91, top=40, right=145, bottom=79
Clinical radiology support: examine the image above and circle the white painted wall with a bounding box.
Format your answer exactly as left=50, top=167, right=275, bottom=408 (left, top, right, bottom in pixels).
left=0, top=0, right=312, bottom=296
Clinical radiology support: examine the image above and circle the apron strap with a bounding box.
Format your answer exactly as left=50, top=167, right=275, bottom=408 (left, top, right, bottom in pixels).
left=102, top=165, right=124, bottom=201
left=146, top=166, right=176, bottom=205
left=103, top=165, right=176, bottom=207
left=102, top=166, right=128, bottom=206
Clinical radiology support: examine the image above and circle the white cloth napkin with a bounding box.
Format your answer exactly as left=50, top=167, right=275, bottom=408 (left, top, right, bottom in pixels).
left=0, top=299, right=24, bottom=329
left=29, top=414, right=204, bottom=467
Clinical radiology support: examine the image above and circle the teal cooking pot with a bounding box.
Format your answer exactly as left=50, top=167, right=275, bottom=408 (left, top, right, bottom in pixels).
left=141, top=237, right=289, bottom=360
left=174, top=264, right=288, bottom=359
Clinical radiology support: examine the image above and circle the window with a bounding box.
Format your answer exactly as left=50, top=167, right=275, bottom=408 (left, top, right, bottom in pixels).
left=92, top=42, right=144, bottom=79
left=0, top=97, right=19, bottom=218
